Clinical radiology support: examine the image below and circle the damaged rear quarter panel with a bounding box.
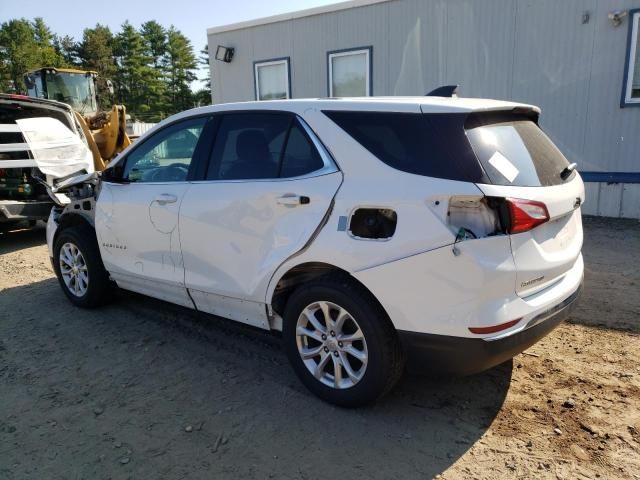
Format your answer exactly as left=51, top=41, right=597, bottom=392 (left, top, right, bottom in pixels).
left=265, top=110, right=490, bottom=305
left=353, top=235, right=519, bottom=337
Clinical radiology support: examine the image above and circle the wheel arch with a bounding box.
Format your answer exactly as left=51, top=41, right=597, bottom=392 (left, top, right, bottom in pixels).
left=268, top=261, right=392, bottom=330
left=53, top=212, right=96, bottom=247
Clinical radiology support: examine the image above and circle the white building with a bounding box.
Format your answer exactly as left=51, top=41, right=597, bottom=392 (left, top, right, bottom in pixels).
left=208, top=0, right=640, bottom=218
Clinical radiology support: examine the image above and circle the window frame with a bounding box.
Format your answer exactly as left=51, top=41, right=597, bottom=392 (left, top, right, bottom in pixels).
left=621, top=8, right=640, bottom=107
left=196, top=110, right=338, bottom=183
left=106, top=114, right=214, bottom=184
left=327, top=46, right=373, bottom=97
left=253, top=57, right=291, bottom=101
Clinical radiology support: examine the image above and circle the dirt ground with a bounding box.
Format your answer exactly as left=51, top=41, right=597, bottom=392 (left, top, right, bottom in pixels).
left=1, top=216, right=639, bottom=480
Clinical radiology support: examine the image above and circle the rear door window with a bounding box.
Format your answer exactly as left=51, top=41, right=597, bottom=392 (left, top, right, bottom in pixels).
left=206, top=113, right=326, bottom=180
left=465, top=116, right=573, bottom=186
left=206, top=113, right=290, bottom=180
left=279, top=121, right=325, bottom=178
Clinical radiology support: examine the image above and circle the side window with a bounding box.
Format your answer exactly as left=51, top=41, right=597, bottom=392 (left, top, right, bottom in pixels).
left=323, top=110, right=486, bottom=183
left=327, top=47, right=372, bottom=97
left=206, top=113, right=290, bottom=180
left=280, top=121, right=325, bottom=178
left=123, top=117, right=207, bottom=183
left=254, top=58, right=291, bottom=100
left=622, top=9, right=640, bottom=106
left=206, top=113, right=327, bottom=181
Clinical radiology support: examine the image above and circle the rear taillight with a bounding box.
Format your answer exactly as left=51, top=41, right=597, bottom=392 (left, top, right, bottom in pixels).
left=505, top=198, right=549, bottom=234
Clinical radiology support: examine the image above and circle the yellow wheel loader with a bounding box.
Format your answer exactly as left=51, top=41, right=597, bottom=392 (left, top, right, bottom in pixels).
left=24, top=67, right=131, bottom=171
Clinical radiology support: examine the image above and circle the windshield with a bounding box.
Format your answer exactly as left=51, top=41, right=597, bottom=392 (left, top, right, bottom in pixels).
left=44, top=72, right=97, bottom=114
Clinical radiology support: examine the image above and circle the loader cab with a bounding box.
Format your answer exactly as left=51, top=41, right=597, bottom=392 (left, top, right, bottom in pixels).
left=25, top=68, right=99, bottom=116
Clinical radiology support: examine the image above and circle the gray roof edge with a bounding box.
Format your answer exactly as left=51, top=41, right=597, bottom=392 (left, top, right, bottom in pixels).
left=207, top=0, right=392, bottom=35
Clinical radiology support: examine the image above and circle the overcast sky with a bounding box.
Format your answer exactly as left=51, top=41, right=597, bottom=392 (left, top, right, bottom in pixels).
left=0, top=0, right=340, bottom=75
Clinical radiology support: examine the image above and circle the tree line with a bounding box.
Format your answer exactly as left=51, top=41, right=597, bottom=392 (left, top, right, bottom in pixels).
left=0, top=17, right=211, bottom=122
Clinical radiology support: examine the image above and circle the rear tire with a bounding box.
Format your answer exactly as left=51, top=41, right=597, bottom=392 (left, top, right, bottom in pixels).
left=283, top=275, right=404, bottom=407
left=53, top=225, right=113, bottom=308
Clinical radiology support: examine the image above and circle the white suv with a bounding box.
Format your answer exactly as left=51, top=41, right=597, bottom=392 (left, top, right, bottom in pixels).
left=47, top=96, right=584, bottom=406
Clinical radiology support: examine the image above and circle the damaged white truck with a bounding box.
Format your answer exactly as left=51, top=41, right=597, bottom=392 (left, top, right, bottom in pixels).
left=0, top=94, right=93, bottom=225
left=46, top=97, right=585, bottom=406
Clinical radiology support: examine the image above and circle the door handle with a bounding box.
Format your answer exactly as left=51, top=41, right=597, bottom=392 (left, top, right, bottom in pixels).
left=276, top=195, right=310, bottom=206
left=154, top=193, right=178, bottom=205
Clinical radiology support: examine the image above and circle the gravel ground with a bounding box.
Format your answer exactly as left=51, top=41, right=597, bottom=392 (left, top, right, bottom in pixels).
left=0, top=216, right=639, bottom=480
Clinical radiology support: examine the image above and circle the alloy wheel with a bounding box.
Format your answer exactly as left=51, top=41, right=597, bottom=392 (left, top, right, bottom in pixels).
left=295, top=301, right=368, bottom=389
left=59, top=242, right=89, bottom=297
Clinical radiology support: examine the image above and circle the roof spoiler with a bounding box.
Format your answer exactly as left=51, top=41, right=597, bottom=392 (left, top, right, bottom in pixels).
left=426, top=85, right=459, bottom=97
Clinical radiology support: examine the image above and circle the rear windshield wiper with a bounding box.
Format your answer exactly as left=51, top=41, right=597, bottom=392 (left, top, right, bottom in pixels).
left=560, top=162, right=577, bottom=180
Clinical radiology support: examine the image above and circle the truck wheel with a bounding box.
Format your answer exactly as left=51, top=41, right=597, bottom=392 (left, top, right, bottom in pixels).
left=53, top=225, right=113, bottom=308
left=283, top=275, right=404, bottom=407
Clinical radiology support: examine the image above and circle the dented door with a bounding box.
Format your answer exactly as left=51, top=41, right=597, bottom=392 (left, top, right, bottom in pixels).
left=94, top=116, right=208, bottom=307
left=96, top=182, right=193, bottom=307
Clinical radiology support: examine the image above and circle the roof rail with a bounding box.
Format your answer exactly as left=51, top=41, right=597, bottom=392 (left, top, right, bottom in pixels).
left=426, top=85, right=459, bottom=97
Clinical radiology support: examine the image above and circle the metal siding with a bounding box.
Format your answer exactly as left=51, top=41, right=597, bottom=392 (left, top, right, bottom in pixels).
left=511, top=0, right=596, bottom=166
left=445, top=0, right=517, bottom=100
left=582, top=182, right=600, bottom=216
left=598, top=182, right=624, bottom=217
left=583, top=0, right=640, bottom=173
left=209, top=29, right=255, bottom=103
left=332, top=2, right=390, bottom=96
left=621, top=184, right=640, bottom=218
left=208, top=0, right=640, bottom=218
left=291, top=14, right=337, bottom=98
left=386, top=0, right=448, bottom=95
left=249, top=22, right=293, bottom=98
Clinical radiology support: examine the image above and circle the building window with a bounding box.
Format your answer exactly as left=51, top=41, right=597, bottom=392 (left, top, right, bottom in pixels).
left=327, top=47, right=372, bottom=97
left=254, top=58, right=290, bottom=101
left=622, top=9, right=640, bottom=107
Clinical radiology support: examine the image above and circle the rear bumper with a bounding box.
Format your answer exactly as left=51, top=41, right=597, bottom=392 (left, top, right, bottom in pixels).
left=398, top=281, right=583, bottom=375
left=0, top=200, right=52, bottom=222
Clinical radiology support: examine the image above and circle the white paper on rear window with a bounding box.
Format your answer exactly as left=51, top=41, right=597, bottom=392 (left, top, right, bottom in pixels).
left=488, top=151, right=519, bottom=183
left=16, top=117, right=93, bottom=178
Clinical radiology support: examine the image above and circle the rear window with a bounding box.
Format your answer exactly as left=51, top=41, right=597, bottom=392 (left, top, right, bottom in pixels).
left=325, top=109, right=573, bottom=187
left=323, top=110, right=487, bottom=183
left=465, top=114, right=573, bottom=187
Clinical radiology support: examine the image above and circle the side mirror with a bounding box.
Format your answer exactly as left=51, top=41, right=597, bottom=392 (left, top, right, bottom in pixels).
left=106, top=79, right=115, bottom=96
left=101, top=166, right=126, bottom=183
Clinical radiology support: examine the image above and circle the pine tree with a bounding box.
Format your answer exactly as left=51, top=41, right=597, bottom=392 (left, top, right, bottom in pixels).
left=113, top=21, right=150, bottom=117
left=32, top=17, right=65, bottom=67
left=77, top=25, right=117, bottom=109
left=1, top=17, right=202, bottom=115
left=55, top=35, right=80, bottom=66
left=164, top=27, right=197, bottom=114
left=195, top=43, right=212, bottom=106
left=140, top=20, right=168, bottom=121
left=141, top=21, right=166, bottom=68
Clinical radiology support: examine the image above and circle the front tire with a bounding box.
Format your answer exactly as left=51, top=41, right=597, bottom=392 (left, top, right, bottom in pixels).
left=53, top=225, right=113, bottom=308
left=283, top=275, right=404, bottom=407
